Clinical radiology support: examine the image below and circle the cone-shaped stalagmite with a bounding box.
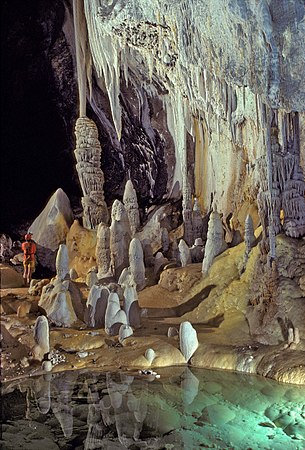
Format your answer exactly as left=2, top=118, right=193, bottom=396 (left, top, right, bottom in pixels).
left=56, top=244, right=69, bottom=281
left=129, top=238, right=146, bottom=291
left=123, top=180, right=140, bottom=236
left=202, top=208, right=227, bottom=274
left=96, top=223, right=111, bottom=279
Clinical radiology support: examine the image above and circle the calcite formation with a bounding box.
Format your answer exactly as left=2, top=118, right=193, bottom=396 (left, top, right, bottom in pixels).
left=178, top=239, right=191, bottom=267
left=123, top=179, right=140, bottom=236
left=78, top=0, right=305, bottom=247
left=74, top=117, right=109, bottom=229
left=56, top=244, right=70, bottom=281
left=96, top=222, right=111, bottom=279
left=110, top=200, right=131, bottom=279
left=129, top=238, right=146, bottom=291
left=33, top=315, right=50, bottom=361
left=202, top=209, right=227, bottom=274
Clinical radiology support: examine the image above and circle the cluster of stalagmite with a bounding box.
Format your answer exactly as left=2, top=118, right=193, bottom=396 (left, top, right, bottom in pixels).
left=257, top=111, right=305, bottom=245
left=74, top=117, right=109, bottom=230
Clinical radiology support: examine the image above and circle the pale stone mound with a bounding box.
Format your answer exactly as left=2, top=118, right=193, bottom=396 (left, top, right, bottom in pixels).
left=29, top=188, right=74, bottom=270
left=179, top=321, right=199, bottom=362
left=39, top=278, right=84, bottom=327
left=0, top=264, right=23, bottom=288
left=33, top=315, right=50, bottom=361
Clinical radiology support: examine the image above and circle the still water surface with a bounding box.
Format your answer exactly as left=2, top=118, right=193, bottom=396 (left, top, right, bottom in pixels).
left=1, top=367, right=304, bottom=449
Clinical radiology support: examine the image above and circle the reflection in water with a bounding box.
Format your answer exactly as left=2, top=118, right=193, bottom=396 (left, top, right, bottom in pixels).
left=1, top=367, right=305, bottom=449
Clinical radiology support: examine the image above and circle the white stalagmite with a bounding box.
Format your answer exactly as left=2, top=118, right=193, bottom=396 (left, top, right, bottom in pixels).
left=178, top=239, right=191, bottom=267
left=123, top=281, right=141, bottom=328
left=179, top=321, right=198, bottom=362
left=33, top=315, right=50, bottom=359
left=123, top=179, right=140, bottom=236
left=56, top=244, right=70, bottom=281
left=202, top=208, right=227, bottom=274
left=105, top=292, right=127, bottom=336
left=129, top=238, right=146, bottom=291
left=192, top=198, right=203, bottom=241
left=96, top=223, right=111, bottom=279
left=110, top=200, right=131, bottom=279
left=118, top=324, right=133, bottom=344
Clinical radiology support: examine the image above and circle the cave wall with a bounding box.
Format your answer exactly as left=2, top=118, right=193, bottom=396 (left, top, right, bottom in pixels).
left=80, top=0, right=305, bottom=237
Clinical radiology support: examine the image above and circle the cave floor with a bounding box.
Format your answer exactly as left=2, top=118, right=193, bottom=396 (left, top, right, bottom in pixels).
left=1, top=285, right=304, bottom=386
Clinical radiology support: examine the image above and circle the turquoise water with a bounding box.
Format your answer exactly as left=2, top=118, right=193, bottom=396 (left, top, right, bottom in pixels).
left=1, top=367, right=304, bottom=449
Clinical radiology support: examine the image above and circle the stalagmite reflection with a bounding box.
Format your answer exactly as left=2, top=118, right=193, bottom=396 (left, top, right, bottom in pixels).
left=3, top=368, right=304, bottom=449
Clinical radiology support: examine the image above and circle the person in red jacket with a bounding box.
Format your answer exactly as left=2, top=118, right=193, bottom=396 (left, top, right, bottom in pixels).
left=21, top=233, right=37, bottom=286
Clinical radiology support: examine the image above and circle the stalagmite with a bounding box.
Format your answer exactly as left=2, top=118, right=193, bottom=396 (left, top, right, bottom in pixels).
left=161, top=228, right=170, bottom=254
left=105, top=292, right=127, bottom=336
left=110, top=200, right=131, bottom=279
left=85, top=285, right=109, bottom=328
left=192, top=198, right=203, bottom=241
left=129, top=238, right=146, bottom=291
left=96, top=222, right=111, bottom=279
left=123, top=280, right=141, bottom=328
left=86, top=268, right=98, bottom=288
left=244, top=214, right=256, bottom=256
left=190, top=238, right=204, bottom=263
left=178, top=239, right=191, bottom=267
left=74, top=117, right=109, bottom=229
left=33, top=315, right=50, bottom=361
left=202, top=208, right=227, bottom=274
left=123, top=179, right=140, bottom=236
left=56, top=244, right=69, bottom=281
left=144, top=348, right=156, bottom=365
left=182, top=185, right=194, bottom=246
left=179, top=321, right=198, bottom=362
left=118, top=324, right=133, bottom=344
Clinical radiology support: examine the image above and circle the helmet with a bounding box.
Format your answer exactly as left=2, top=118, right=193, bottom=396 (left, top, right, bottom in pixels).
left=25, top=233, right=32, bottom=240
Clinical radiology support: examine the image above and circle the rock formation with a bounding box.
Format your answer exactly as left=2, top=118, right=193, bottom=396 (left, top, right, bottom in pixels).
left=178, top=239, right=191, bottom=267
left=96, top=222, right=111, bottom=279
left=123, top=280, right=141, bottom=328
left=56, top=244, right=69, bottom=281
left=190, top=238, right=204, bottom=263
left=74, top=117, right=109, bottom=229
left=29, top=189, right=74, bottom=270
left=110, top=200, right=131, bottom=279
left=179, top=321, right=198, bottom=363
left=123, top=179, right=140, bottom=236
left=85, top=285, right=109, bottom=328
left=105, top=292, right=127, bottom=336
left=129, top=238, right=146, bottom=291
left=192, top=198, right=203, bottom=242
left=202, top=209, right=227, bottom=274
left=32, top=315, right=50, bottom=361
